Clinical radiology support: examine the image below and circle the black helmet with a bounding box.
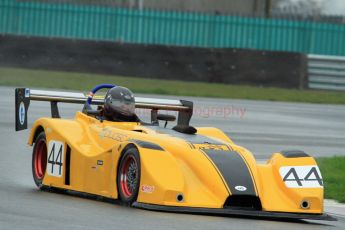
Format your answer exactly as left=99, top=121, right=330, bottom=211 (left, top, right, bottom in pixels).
left=104, top=86, right=136, bottom=121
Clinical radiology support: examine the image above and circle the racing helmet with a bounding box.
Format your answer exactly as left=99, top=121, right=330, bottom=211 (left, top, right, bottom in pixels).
left=104, top=86, right=136, bottom=121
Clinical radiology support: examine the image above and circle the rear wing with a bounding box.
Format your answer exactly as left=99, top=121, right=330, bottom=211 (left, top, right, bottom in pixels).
left=15, top=88, right=193, bottom=131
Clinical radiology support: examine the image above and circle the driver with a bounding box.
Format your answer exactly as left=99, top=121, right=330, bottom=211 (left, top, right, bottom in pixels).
left=103, top=86, right=139, bottom=122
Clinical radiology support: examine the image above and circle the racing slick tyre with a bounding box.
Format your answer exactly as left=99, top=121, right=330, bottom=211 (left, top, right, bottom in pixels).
left=117, top=147, right=141, bottom=205
left=32, top=132, right=48, bottom=189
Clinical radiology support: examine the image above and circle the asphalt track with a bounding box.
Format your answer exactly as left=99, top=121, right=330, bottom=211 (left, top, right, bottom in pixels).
left=0, top=86, right=344, bottom=230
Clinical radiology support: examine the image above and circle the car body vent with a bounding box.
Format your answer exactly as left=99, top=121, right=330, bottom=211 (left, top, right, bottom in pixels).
left=65, top=145, right=71, bottom=186
left=224, top=195, right=262, bottom=210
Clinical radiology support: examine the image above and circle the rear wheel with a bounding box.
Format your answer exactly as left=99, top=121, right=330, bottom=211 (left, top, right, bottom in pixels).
left=117, top=147, right=141, bottom=205
left=32, top=132, right=47, bottom=189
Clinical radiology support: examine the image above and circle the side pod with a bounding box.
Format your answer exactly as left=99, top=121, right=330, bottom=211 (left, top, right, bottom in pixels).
left=257, top=150, right=324, bottom=214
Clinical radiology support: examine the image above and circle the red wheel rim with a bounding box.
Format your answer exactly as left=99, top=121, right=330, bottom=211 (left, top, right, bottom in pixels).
left=120, top=155, right=138, bottom=198
left=34, top=139, right=47, bottom=180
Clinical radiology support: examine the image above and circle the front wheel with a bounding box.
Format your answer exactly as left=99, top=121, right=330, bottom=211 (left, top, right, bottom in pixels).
left=117, top=147, right=141, bottom=205
left=32, top=132, right=47, bottom=189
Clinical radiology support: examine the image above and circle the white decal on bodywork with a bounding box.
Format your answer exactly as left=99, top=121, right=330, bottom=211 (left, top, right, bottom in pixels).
left=19, top=102, right=25, bottom=125
left=279, top=166, right=323, bottom=188
left=47, top=141, right=65, bottom=177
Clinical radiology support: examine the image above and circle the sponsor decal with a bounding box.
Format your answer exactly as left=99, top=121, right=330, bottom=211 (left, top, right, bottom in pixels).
left=194, top=144, right=229, bottom=151
left=19, top=102, right=25, bottom=125
left=47, top=141, right=65, bottom=177
left=234, top=185, right=247, bottom=192
left=279, top=166, right=323, bottom=188
left=25, top=88, right=30, bottom=98
left=141, top=185, right=155, bottom=194
left=99, top=128, right=128, bottom=142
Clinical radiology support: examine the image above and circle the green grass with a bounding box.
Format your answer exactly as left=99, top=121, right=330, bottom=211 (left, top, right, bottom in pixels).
left=1, top=67, right=345, bottom=104
left=317, top=156, right=345, bottom=203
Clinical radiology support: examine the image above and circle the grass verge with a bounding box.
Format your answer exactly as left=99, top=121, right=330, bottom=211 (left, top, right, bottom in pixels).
left=317, top=156, right=345, bottom=203
left=1, top=67, right=345, bottom=104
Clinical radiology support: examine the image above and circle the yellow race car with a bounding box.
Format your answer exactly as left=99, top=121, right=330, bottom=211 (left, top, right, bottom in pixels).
left=15, top=84, right=335, bottom=221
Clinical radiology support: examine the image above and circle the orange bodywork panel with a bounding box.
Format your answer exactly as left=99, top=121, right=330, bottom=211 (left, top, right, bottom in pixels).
left=28, top=112, right=324, bottom=214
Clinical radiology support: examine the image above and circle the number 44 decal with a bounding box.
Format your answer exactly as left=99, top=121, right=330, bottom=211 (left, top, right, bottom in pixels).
left=47, top=141, right=64, bottom=177
left=279, top=166, right=323, bottom=188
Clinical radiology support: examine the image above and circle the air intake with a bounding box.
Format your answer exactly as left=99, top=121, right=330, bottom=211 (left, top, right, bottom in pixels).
left=224, top=195, right=262, bottom=210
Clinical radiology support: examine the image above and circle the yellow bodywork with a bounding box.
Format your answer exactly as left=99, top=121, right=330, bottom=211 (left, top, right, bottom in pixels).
left=28, top=112, right=324, bottom=214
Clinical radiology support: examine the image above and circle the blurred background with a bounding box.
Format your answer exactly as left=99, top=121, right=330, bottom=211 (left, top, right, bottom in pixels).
left=1, top=0, right=345, bottom=91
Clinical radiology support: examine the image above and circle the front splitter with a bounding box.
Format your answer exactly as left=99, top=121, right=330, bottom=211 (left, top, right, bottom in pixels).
left=132, top=202, right=337, bottom=221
